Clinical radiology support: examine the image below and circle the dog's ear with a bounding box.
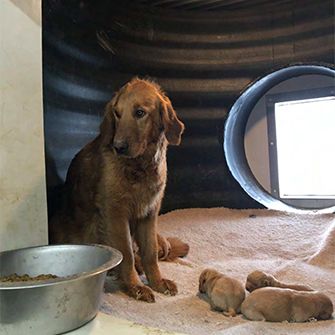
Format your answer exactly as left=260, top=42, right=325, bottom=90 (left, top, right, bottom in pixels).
left=100, top=98, right=116, bottom=146
left=159, top=94, right=185, bottom=145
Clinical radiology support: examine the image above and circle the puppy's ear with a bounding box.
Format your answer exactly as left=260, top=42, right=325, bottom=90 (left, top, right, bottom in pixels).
left=199, top=273, right=207, bottom=293
left=100, top=99, right=116, bottom=146
left=159, top=94, right=185, bottom=145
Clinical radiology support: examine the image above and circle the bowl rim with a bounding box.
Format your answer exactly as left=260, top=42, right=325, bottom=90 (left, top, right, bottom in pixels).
left=0, top=243, right=123, bottom=290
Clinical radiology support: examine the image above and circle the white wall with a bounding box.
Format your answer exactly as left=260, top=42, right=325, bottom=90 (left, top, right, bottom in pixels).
left=0, top=0, right=48, bottom=251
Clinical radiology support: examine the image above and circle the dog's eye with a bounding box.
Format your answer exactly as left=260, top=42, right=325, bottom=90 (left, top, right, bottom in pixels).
left=134, top=109, right=146, bottom=119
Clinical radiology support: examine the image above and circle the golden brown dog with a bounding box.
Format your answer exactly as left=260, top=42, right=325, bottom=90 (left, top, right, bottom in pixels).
left=241, top=287, right=333, bottom=322
left=199, top=269, right=246, bottom=317
left=50, top=78, right=188, bottom=302
left=245, top=270, right=314, bottom=292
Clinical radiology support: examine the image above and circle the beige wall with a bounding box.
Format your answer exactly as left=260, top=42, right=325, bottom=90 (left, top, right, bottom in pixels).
left=0, top=0, right=48, bottom=251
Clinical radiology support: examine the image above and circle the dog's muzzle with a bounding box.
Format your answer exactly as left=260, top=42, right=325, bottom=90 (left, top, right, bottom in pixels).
left=113, top=140, right=129, bottom=155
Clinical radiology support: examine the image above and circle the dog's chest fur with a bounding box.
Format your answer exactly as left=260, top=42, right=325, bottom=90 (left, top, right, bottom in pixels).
left=101, top=147, right=167, bottom=219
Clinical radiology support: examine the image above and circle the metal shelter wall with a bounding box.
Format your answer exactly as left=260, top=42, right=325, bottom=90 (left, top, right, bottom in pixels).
left=43, top=0, right=334, bottom=215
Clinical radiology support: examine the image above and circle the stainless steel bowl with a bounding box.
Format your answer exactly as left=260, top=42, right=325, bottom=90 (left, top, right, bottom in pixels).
left=0, top=244, right=122, bottom=335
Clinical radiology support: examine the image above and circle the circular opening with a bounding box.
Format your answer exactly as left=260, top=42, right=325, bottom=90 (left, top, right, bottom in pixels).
left=224, top=64, right=335, bottom=213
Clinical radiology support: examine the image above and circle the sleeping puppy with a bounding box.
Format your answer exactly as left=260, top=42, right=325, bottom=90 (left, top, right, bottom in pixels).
left=246, top=270, right=314, bottom=292
left=241, top=287, right=333, bottom=322
left=158, top=236, right=190, bottom=261
left=133, top=235, right=190, bottom=275
left=50, top=78, right=186, bottom=302
left=199, top=269, right=246, bottom=317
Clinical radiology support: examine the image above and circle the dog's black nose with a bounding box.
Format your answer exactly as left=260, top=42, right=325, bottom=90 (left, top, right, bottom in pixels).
left=113, top=140, right=129, bottom=155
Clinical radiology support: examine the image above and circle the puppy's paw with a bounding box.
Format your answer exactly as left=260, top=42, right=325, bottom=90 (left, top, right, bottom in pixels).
left=151, top=278, right=178, bottom=296
left=157, top=234, right=171, bottom=260
left=127, top=284, right=155, bottom=303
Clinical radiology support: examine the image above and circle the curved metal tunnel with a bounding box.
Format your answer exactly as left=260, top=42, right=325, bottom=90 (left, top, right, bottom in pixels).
left=43, top=0, right=334, bottom=215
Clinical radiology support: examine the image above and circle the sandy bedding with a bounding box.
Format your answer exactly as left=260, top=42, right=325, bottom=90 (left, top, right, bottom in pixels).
left=101, top=207, right=335, bottom=334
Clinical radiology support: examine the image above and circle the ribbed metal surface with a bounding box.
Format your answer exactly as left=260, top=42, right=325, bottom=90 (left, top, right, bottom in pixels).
left=130, top=0, right=291, bottom=11
left=43, top=0, right=335, bottom=214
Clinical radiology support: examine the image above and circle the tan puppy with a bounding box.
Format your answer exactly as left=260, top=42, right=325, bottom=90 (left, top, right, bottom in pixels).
left=133, top=235, right=190, bottom=275
left=199, top=269, right=246, bottom=317
left=246, top=270, right=314, bottom=292
left=241, top=287, right=333, bottom=322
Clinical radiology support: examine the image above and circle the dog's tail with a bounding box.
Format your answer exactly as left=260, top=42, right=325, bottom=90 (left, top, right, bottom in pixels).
left=223, top=308, right=237, bottom=317
left=157, top=235, right=190, bottom=261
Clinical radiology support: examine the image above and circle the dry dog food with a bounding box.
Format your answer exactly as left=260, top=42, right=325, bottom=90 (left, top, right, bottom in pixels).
left=0, top=273, right=59, bottom=282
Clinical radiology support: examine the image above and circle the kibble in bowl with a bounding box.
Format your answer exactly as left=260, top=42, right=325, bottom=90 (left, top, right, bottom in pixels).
left=0, top=244, right=122, bottom=335
left=0, top=273, right=59, bottom=282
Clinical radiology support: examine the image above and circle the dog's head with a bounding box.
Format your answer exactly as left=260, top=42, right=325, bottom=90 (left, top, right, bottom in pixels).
left=100, top=78, right=184, bottom=158
left=245, top=270, right=274, bottom=292
left=199, top=268, right=219, bottom=294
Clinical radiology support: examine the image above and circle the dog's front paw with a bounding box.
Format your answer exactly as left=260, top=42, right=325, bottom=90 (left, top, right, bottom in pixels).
left=127, top=284, right=155, bottom=303
left=151, top=278, right=178, bottom=296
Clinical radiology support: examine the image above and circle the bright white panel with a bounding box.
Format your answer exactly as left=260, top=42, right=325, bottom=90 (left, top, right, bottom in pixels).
left=274, top=96, right=335, bottom=199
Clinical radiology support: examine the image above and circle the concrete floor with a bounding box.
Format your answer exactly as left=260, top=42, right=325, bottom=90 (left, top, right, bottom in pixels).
left=69, top=312, right=184, bottom=335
